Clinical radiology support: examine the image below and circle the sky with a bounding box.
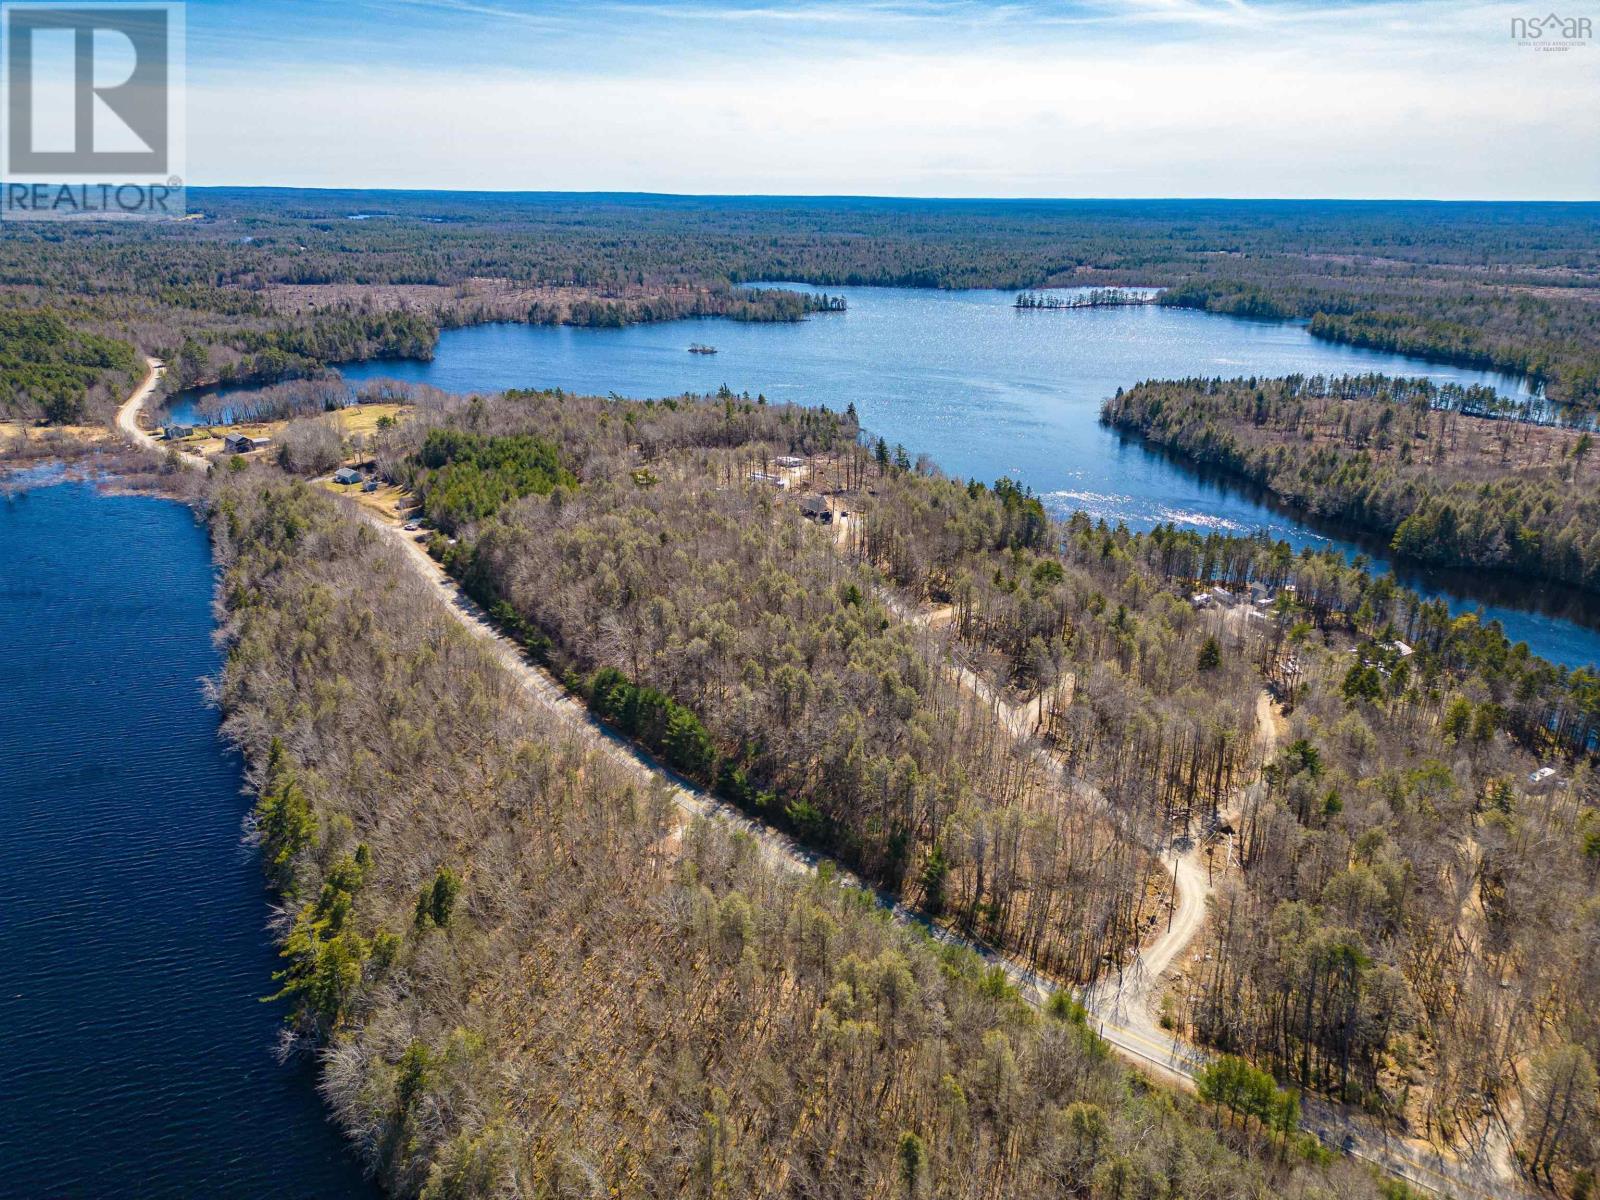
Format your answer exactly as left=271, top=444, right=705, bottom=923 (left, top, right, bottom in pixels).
left=170, top=0, right=1599, bottom=198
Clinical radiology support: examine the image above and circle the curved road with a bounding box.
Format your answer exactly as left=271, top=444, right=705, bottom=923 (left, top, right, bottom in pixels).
left=1083, top=693, right=1273, bottom=1074
left=116, top=359, right=181, bottom=459
left=116, top=372, right=1527, bottom=1200
left=899, top=603, right=1526, bottom=1200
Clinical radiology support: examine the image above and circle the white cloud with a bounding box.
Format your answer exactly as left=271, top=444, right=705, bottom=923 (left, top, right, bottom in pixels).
left=187, top=0, right=1600, bottom=197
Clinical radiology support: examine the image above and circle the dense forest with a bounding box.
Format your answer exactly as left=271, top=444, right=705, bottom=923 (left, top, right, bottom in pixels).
left=0, top=307, right=142, bottom=422
left=852, top=447, right=1600, bottom=1189
left=1, top=192, right=1596, bottom=422
left=1103, top=373, right=1600, bottom=593
left=11, top=189, right=1600, bottom=1193
left=378, top=390, right=1167, bottom=986
left=1158, top=279, right=1600, bottom=408
left=1015, top=519, right=1600, bottom=1180
left=463, top=459, right=1166, bottom=985
left=211, top=470, right=1394, bottom=1199
left=301, top=380, right=1600, bottom=1194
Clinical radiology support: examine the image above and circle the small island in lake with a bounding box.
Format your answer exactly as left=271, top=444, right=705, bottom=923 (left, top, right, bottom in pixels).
left=688, top=343, right=718, bottom=354
left=1015, top=287, right=1159, bottom=310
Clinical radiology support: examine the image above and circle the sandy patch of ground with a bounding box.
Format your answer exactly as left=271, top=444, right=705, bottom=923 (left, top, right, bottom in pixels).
left=329, top=402, right=410, bottom=437
left=320, top=478, right=414, bottom=523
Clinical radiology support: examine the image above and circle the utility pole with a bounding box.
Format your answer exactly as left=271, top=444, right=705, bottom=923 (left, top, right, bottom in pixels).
left=1167, top=838, right=1178, bottom=933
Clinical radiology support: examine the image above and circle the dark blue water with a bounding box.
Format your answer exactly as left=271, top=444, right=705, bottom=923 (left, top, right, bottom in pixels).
left=168, top=285, right=1600, bottom=668
left=343, top=288, right=1535, bottom=516
left=0, top=478, right=373, bottom=1199
left=340, top=286, right=1600, bottom=669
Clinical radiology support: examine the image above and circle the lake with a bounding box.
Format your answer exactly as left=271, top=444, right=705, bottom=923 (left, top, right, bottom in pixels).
left=0, top=478, right=374, bottom=1199
left=170, top=285, right=1600, bottom=668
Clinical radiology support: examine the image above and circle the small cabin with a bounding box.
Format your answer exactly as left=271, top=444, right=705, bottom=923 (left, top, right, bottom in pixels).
left=800, top=494, right=833, bottom=524
left=333, top=467, right=362, bottom=486
left=163, top=424, right=193, bottom=441
left=775, top=455, right=804, bottom=469
left=223, top=433, right=267, bottom=454
left=1528, top=766, right=1558, bottom=788
left=750, top=471, right=789, bottom=489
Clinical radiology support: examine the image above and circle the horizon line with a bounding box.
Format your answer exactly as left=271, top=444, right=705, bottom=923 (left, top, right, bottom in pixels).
left=183, top=186, right=1600, bottom=206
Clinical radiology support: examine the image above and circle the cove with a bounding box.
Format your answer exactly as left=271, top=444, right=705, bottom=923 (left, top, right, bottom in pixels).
left=333, top=285, right=1600, bottom=670
left=167, top=284, right=1598, bottom=669
left=0, top=478, right=374, bottom=1199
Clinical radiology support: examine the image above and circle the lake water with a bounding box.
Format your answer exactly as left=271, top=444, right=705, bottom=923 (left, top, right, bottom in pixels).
left=0, top=478, right=373, bottom=1199
left=343, top=286, right=1536, bottom=524
left=169, top=285, right=1600, bottom=668
left=335, top=286, right=1600, bottom=669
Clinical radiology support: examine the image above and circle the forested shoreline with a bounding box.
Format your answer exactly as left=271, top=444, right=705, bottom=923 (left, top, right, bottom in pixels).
left=276, top=381, right=1600, bottom=1193
left=1103, top=374, right=1600, bottom=594
left=210, top=470, right=1395, bottom=1199
left=2, top=193, right=1596, bottom=423
left=9, top=190, right=1600, bottom=1195
left=1157, top=280, right=1600, bottom=408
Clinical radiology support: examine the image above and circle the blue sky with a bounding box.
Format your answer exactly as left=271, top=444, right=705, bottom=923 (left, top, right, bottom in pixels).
left=173, top=0, right=1598, bottom=197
